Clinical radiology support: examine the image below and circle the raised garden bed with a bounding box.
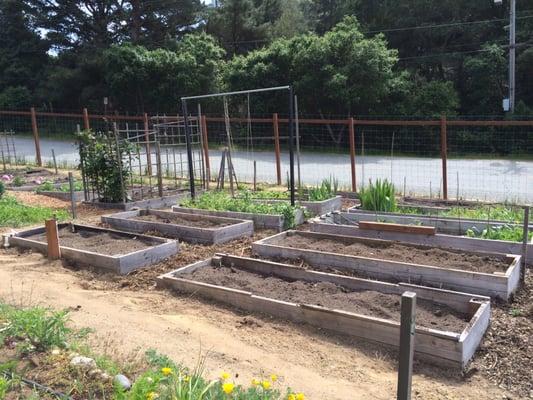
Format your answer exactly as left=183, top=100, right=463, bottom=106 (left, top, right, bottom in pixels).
left=310, top=214, right=533, bottom=264
left=84, top=192, right=188, bottom=211
left=347, top=207, right=532, bottom=235
left=38, top=190, right=87, bottom=202
left=101, top=209, right=253, bottom=244
left=252, top=230, right=522, bottom=300
left=7, top=223, right=178, bottom=274
left=254, top=195, right=342, bottom=216
left=172, top=206, right=305, bottom=231
left=3, top=168, right=68, bottom=192
left=157, top=253, right=490, bottom=368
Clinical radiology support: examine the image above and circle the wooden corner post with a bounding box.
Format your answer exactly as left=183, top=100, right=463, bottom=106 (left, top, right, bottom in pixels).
left=45, top=218, right=61, bottom=260
left=143, top=113, right=153, bottom=176
left=397, top=291, right=416, bottom=400
left=83, top=108, right=90, bottom=130
left=440, top=114, right=448, bottom=200
left=273, top=113, right=282, bottom=185
left=30, top=107, right=42, bottom=166
left=349, top=118, right=357, bottom=192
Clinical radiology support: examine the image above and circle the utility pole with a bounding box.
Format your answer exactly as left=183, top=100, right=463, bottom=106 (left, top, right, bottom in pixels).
left=509, top=0, right=516, bottom=113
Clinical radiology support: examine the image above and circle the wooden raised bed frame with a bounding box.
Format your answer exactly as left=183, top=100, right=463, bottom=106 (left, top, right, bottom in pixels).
left=252, top=230, right=522, bottom=301
left=157, top=254, right=490, bottom=369
left=311, top=212, right=533, bottom=264
left=172, top=206, right=305, bottom=231
left=101, top=209, right=253, bottom=244
left=7, top=223, right=179, bottom=274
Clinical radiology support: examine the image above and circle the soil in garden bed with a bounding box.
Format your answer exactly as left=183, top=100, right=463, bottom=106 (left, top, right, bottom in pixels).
left=274, top=234, right=509, bottom=273
left=181, top=265, right=468, bottom=332
left=132, top=213, right=233, bottom=228
left=27, top=226, right=156, bottom=255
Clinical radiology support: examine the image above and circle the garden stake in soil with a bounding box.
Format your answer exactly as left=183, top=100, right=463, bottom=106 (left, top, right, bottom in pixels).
left=44, top=218, right=60, bottom=260
left=397, top=291, right=416, bottom=400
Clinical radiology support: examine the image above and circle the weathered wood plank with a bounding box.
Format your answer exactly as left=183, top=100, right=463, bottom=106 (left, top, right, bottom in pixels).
left=359, top=221, right=436, bottom=235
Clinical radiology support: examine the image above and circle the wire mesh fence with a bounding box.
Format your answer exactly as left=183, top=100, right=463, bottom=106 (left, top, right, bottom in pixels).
left=0, top=108, right=531, bottom=203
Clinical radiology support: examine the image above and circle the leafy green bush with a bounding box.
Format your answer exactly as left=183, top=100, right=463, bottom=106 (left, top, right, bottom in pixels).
left=359, top=179, right=397, bottom=212
left=77, top=129, right=134, bottom=203
left=182, top=191, right=299, bottom=229
left=0, top=196, right=69, bottom=227
left=0, top=181, right=5, bottom=198
left=0, top=304, right=71, bottom=353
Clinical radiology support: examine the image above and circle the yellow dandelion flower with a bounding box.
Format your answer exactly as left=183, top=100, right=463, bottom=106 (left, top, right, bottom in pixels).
left=161, top=367, right=173, bottom=376
left=220, top=371, right=231, bottom=380
left=251, top=378, right=261, bottom=386
left=222, top=382, right=235, bottom=394
left=146, top=392, right=158, bottom=400
left=295, top=393, right=305, bottom=400
left=261, top=380, right=271, bottom=390
left=288, top=395, right=296, bottom=400
left=183, top=375, right=190, bottom=382
left=270, top=374, right=278, bottom=382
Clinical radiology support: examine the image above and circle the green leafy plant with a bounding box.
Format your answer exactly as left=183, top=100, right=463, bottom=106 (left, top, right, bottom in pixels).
left=359, top=179, right=397, bottom=212
left=59, top=181, right=83, bottom=192
left=0, top=181, right=5, bottom=198
left=466, top=224, right=532, bottom=242
left=77, top=129, right=134, bottom=203
left=0, top=304, right=71, bottom=353
left=36, top=180, right=55, bottom=192
left=0, top=196, right=69, bottom=228
left=307, top=176, right=338, bottom=201
left=182, top=191, right=299, bottom=229
left=12, top=176, right=25, bottom=187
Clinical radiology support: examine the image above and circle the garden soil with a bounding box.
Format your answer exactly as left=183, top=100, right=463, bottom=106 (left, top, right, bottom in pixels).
left=27, top=226, right=156, bottom=255
left=182, top=265, right=467, bottom=332
left=277, top=233, right=509, bottom=273
left=133, top=213, right=233, bottom=228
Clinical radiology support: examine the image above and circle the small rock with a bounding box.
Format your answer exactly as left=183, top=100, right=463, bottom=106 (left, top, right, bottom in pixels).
left=114, top=374, right=132, bottom=390
left=51, top=348, right=61, bottom=355
left=70, top=356, right=97, bottom=370
left=88, top=368, right=102, bottom=377
left=100, top=372, right=111, bottom=381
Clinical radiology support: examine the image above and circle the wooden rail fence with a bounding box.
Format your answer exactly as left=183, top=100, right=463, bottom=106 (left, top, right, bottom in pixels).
left=1, top=108, right=532, bottom=199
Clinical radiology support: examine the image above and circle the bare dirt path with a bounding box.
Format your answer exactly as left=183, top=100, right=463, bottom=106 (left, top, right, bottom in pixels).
left=0, top=250, right=509, bottom=400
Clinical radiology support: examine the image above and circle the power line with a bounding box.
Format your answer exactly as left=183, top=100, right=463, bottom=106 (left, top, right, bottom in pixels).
left=365, top=14, right=533, bottom=35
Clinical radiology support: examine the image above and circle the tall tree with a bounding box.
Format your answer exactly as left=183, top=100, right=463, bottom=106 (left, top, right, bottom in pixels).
left=0, top=0, right=48, bottom=108
left=125, top=0, right=204, bottom=47
left=25, top=0, right=126, bottom=50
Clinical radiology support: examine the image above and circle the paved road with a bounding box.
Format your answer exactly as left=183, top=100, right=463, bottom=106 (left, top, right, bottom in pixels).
left=8, top=136, right=533, bottom=203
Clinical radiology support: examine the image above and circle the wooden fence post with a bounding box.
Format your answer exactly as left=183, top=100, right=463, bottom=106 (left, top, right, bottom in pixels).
left=201, top=115, right=211, bottom=187
left=83, top=108, right=90, bottom=130
left=45, top=218, right=61, bottom=260
left=521, top=206, right=530, bottom=283
left=440, top=114, right=448, bottom=200
left=349, top=118, right=357, bottom=192
left=143, top=113, right=152, bottom=176
left=30, top=107, right=42, bottom=166
left=273, top=113, right=282, bottom=185
left=397, top=291, right=416, bottom=400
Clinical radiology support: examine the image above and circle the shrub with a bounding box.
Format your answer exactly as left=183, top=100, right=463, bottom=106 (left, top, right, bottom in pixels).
left=359, top=179, right=397, bottom=212
left=12, top=176, right=25, bottom=187
left=0, top=181, right=4, bottom=198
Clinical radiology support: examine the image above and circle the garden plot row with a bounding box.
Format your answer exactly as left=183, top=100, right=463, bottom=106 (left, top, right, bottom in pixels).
left=157, top=253, right=490, bottom=368
left=7, top=223, right=178, bottom=274
left=102, top=209, right=253, bottom=244
left=252, top=230, right=522, bottom=300
left=347, top=207, right=533, bottom=235
left=312, top=211, right=533, bottom=264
